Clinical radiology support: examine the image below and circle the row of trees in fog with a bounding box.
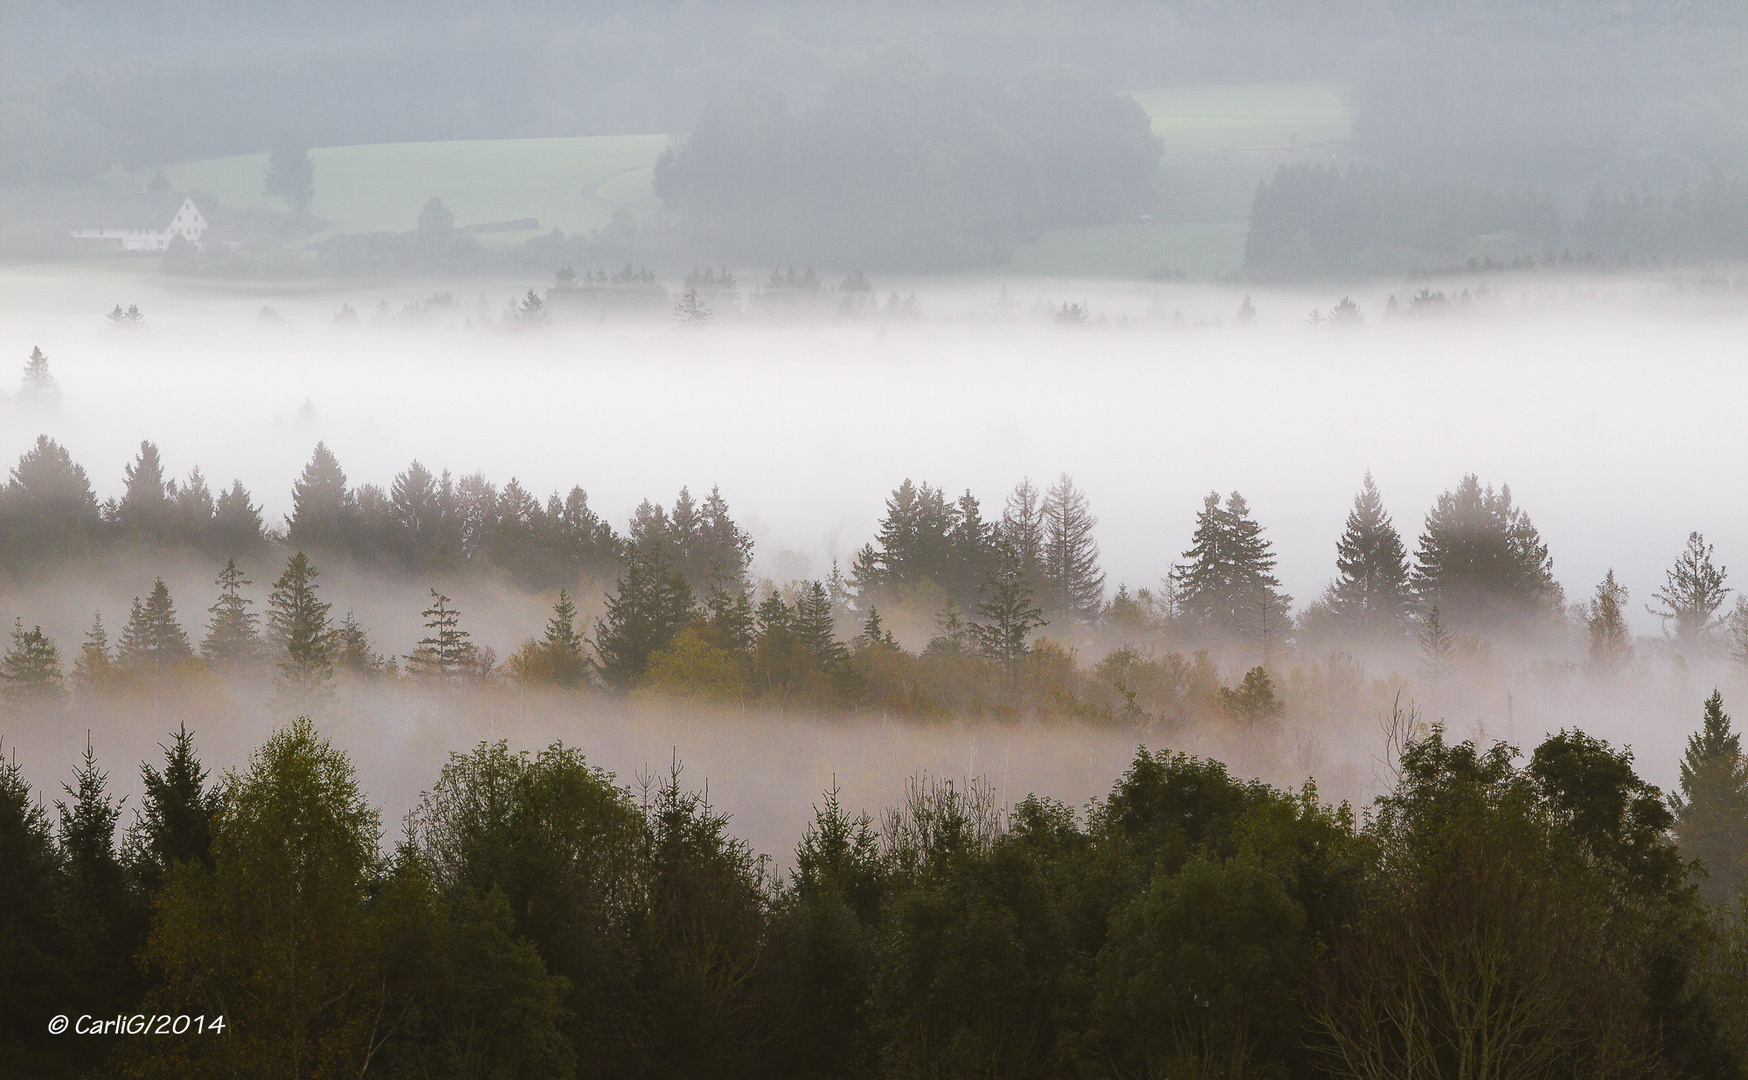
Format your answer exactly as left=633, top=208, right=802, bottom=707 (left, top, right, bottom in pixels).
left=5, top=434, right=1746, bottom=659
left=7, top=693, right=1748, bottom=1078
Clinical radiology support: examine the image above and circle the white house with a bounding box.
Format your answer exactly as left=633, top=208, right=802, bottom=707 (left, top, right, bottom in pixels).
left=53, top=193, right=208, bottom=251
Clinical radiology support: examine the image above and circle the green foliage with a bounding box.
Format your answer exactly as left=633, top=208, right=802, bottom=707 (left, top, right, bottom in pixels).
left=199, top=559, right=260, bottom=667
left=1320, top=471, right=1413, bottom=642
left=1676, top=691, right=1748, bottom=905
left=117, top=578, right=194, bottom=672
left=266, top=551, right=333, bottom=693
left=593, top=543, right=696, bottom=689
left=1177, top=490, right=1289, bottom=640
left=128, top=724, right=220, bottom=897
left=1413, top=474, right=1563, bottom=633
left=264, top=137, right=315, bottom=216
left=1, top=619, right=64, bottom=707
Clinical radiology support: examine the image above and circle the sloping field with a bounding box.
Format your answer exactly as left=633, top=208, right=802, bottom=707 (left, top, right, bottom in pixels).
left=160, top=134, right=669, bottom=239
left=1129, top=81, right=1352, bottom=153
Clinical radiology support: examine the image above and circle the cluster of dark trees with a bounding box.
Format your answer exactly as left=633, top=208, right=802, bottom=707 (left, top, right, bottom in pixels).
left=653, top=56, right=1162, bottom=269
left=6, top=695, right=1748, bottom=1078
left=1246, top=163, right=1748, bottom=280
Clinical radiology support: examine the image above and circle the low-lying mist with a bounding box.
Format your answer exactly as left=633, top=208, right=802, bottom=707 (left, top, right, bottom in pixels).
left=3, top=264, right=1747, bottom=848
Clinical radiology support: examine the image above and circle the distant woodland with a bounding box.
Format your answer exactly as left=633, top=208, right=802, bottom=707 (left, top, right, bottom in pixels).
left=4, top=2, right=1748, bottom=275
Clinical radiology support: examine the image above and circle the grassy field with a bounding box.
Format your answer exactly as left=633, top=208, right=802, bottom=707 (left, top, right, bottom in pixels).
left=160, top=134, right=668, bottom=240
left=1129, top=82, right=1352, bottom=154
left=149, top=83, right=1348, bottom=278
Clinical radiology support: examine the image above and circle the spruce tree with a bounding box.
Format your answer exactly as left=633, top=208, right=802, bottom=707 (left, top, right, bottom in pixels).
left=1041, top=473, right=1105, bottom=622
left=264, top=136, right=315, bottom=215
left=117, top=439, right=172, bottom=537
left=1649, top=532, right=1730, bottom=652
left=1418, top=605, right=1454, bottom=683
left=174, top=466, right=215, bottom=546
left=999, top=478, right=1045, bottom=590
left=698, top=485, right=754, bottom=593
left=1586, top=569, right=1633, bottom=673
left=288, top=442, right=352, bottom=549
left=55, top=737, right=143, bottom=1019
left=72, top=613, right=115, bottom=689
left=212, top=478, right=266, bottom=556
left=946, top=489, right=995, bottom=607
left=334, top=613, right=385, bottom=677
left=130, top=724, right=220, bottom=895
left=974, top=543, right=1047, bottom=668
left=704, top=584, right=756, bottom=659
left=7, top=435, right=100, bottom=550
left=1412, top=474, right=1561, bottom=630
left=540, top=589, right=589, bottom=686
left=19, top=346, right=58, bottom=404
left=1, top=620, right=65, bottom=707
left=1727, top=596, right=1748, bottom=680
left=1178, top=491, right=1290, bottom=639
left=201, top=559, right=261, bottom=666
left=391, top=460, right=441, bottom=568
left=1673, top=690, right=1748, bottom=903
left=593, top=545, right=696, bottom=689
left=1327, top=472, right=1412, bottom=640
left=0, top=745, right=61, bottom=1049
left=118, top=578, right=194, bottom=672
left=408, top=590, right=475, bottom=679
left=795, top=581, right=848, bottom=675
left=266, top=551, right=334, bottom=692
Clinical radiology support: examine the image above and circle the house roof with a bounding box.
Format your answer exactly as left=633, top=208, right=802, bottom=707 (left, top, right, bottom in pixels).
left=50, top=192, right=201, bottom=230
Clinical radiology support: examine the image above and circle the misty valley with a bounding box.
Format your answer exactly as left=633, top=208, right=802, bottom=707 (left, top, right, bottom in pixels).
left=7, top=2, right=1748, bottom=1079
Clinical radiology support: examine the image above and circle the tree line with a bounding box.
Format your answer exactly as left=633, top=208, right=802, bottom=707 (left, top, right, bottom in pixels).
left=7, top=436, right=1748, bottom=714
left=5, top=693, right=1748, bottom=1078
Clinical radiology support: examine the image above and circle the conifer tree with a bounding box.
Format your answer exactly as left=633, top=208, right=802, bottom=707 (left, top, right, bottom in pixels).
left=130, top=724, right=220, bottom=895
left=1418, top=605, right=1454, bottom=683
left=174, top=466, right=215, bottom=546
left=1327, top=472, right=1412, bottom=639
left=264, top=136, right=315, bottom=215
left=1586, top=569, right=1633, bottom=673
left=7, top=435, right=100, bottom=552
left=288, top=442, right=352, bottom=549
left=1413, top=474, right=1561, bottom=630
left=593, top=545, right=697, bottom=689
left=1000, top=478, right=1045, bottom=589
left=537, top=590, right=589, bottom=686
left=212, top=478, right=267, bottom=557
left=1178, top=491, right=1290, bottom=638
left=947, top=489, right=996, bottom=607
left=118, top=578, right=194, bottom=671
left=391, top=460, right=441, bottom=568
left=1727, top=596, right=1748, bottom=680
left=72, top=613, right=115, bottom=689
left=201, top=559, right=261, bottom=666
left=19, top=346, right=58, bottom=404
left=1041, top=473, right=1106, bottom=622
left=795, top=581, right=848, bottom=674
left=55, top=737, right=142, bottom=1018
left=704, top=584, right=756, bottom=659
left=698, top=485, right=755, bottom=593
left=1673, top=690, right=1748, bottom=903
left=334, top=613, right=386, bottom=677
left=1648, top=532, right=1730, bottom=651
left=0, top=745, right=60, bottom=1045
left=117, top=439, right=172, bottom=536
left=409, top=590, right=475, bottom=679
left=1, top=619, right=64, bottom=707
left=266, top=551, right=334, bottom=692
left=974, top=544, right=1047, bottom=668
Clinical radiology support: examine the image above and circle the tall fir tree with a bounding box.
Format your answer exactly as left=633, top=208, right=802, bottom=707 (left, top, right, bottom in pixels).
left=1, top=620, right=64, bottom=707
left=201, top=559, right=261, bottom=667
left=1586, top=569, right=1633, bottom=673
left=117, top=439, right=172, bottom=537
left=1673, top=690, right=1748, bottom=904
left=946, top=489, right=996, bottom=607
left=266, top=551, right=334, bottom=692
left=129, top=724, right=220, bottom=896
left=593, top=544, right=696, bottom=689
left=974, top=542, right=1047, bottom=668
left=211, top=478, right=267, bottom=557
left=1648, top=532, right=1730, bottom=652
left=287, top=442, right=352, bottom=549
left=408, top=590, right=475, bottom=679
left=1178, top=491, right=1290, bottom=639
left=55, top=738, right=144, bottom=1023
left=0, top=745, right=62, bottom=1064
left=72, top=613, right=115, bottom=689
left=795, top=581, right=849, bottom=676
left=117, top=578, right=194, bottom=672
left=999, top=478, right=1045, bottom=592
left=539, top=589, right=588, bottom=686
left=1418, top=605, right=1454, bottom=683
left=1326, top=472, right=1412, bottom=639
left=1413, top=474, right=1561, bottom=630
left=333, top=613, right=386, bottom=677
left=19, top=346, right=58, bottom=404
left=1040, top=473, right=1105, bottom=622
